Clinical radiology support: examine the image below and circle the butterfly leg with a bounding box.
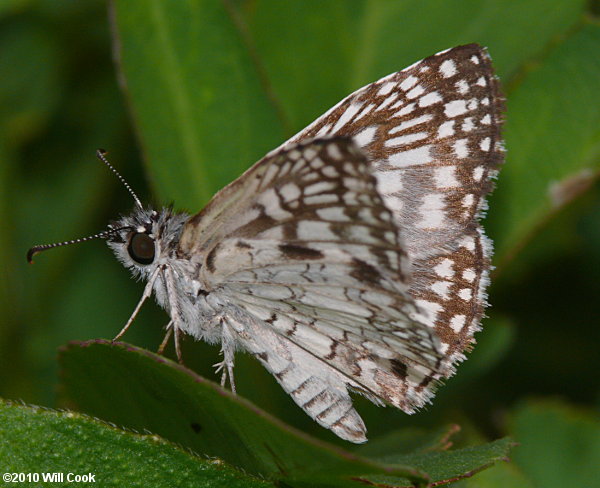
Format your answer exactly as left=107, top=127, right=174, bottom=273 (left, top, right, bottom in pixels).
left=174, top=327, right=183, bottom=364
left=213, top=352, right=236, bottom=392
left=157, top=321, right=173, bottom=355
left=113, top=266, right=161, bottom=342
left=213, top=317, right=237, bottom=392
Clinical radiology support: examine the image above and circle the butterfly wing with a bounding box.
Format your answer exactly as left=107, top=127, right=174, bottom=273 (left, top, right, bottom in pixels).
left=182, top=138, right=444, bottom=442
left=278, top=43, right=505, bottom=366
left=177, top=45, right=504, bottom=442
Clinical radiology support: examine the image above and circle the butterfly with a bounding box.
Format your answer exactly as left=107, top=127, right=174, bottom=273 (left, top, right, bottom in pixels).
left=28, top=44, right=504, bottom=443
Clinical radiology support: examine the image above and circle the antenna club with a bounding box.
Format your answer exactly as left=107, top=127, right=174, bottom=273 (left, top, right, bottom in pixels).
left=27, top=248, right=38, bottom=264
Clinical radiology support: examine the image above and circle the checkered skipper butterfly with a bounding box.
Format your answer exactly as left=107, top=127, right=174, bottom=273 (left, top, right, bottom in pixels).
left=29, top=44, right=504, bottom=442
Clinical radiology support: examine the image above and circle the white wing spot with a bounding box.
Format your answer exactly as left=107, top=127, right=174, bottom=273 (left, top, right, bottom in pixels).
left=321, top=166, right=339, bottom=178
left=419, top=91, right=442, bottom=107
left=440, top=59, right=457, bottom=78
left=377, top=81, right=396, bottom=96
left=470, top=55, right=480, bottom=64
left=332, top=103, right=362, bottom=132
left=310, top=157, right=324, bottom=169
left=326, top=143, right=343, bottom=160
left=376, top=172, right=402, bottom=194
left=259, top=189, right=293, bottom=219
left=389, top=114, right=433, bottom=133
left=476, top=76, right=487, bottom=86
left=473, top=166, right=484, bottom=181
left=406, top=85, right=425, bottom=99
left=467, top=99, right=479, bottom=111
left=462, top=194, right=474, bottom=207
left=462, top=268, right=476, bottom=282
left=481, top=97, right=490, bottom=106
left=386, top=132, right=428, bottom=147
left=459, top=288, right=473, bottom=301
left=304, top=181, right=337, bottom=196
left=305, top=194, right=339, bottom=205
left=462, top=117, right=475, bottom=132
left=354, top=126, right=377, bottom=147
left=454, top=139, right=469, bottom=158
left=280, top=183, right=301, bottom=202
left=390, top=99, right=405, bottom=109
left=315, top=124, right=332, bottom=137
left=417, top=193, right=445, bottom=228
left=444, top=100, right=467, bottom=117
left=434, top=166, right=459, bottom=188
left=437, top=120, right=455, bottom=138
left=459, top=235, right=476, bottom=251
left=434, top=258, right=455, bottom=278
left=400, top=75, right=418, bottom=91
left=480, top=114, right=491, bottom=125
left=316, top=207, right=349, bottom=221
left=455, top=79, right=469, bottom=94
left=303, top=147, right=317, bottom=160
left=480, top=137, right=491, bottom=151
left=376, top=93, right=399, bottom=111
left=450, top=314, right=466, bottom=332
left=394, top=103, right=415, bottom=117
left=387, top=145, right=432, bottom=167
left=431, top=280, right=452, bottom=299
left=297, top=221, right=338, bottom=240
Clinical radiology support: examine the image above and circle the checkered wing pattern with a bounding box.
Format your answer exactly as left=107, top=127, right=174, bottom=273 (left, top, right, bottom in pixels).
left=282, top=44, right=504, bottom=368
left=182, top=138, right=445, bottom=442
left=177, top=44, right=504, bottom=442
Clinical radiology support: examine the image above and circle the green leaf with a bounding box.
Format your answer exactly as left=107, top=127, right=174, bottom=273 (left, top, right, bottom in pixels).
left=244, top=0, right=586, bottom=132
left=0, top=20, right=63, bottom=146
left=0, top=399, right=274, bottom=487
left=491, top=22, right=600, bottom=266
left=509, top=400, right=600, bottom=488
left=354, top=424, right=462, bottom=460
left=110, top=0, right=284, bottom=208
left=59, top=340, right=429, bottom=486
left=355, top=436, right=515, bottom=487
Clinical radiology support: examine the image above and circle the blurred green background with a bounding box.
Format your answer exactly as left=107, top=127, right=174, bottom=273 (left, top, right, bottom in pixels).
left=1, top=1, right=599, bottom=485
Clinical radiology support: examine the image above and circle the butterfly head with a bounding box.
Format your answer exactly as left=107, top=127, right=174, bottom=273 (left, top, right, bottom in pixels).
left=106, top=206, right=188, bottom=280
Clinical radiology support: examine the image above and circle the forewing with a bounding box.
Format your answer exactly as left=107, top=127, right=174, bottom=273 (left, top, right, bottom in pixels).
left=279, top=44, right=505, bottom=367
left=196, top=138, right=445, bottom=417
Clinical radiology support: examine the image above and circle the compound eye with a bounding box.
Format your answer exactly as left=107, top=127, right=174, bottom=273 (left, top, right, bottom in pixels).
left=128, top=232, right=155, bottom=265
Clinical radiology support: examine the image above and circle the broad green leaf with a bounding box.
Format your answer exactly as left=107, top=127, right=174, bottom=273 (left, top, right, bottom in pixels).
left=509, top=400, right=600, bottom=488
left=243, top=0, right=586, bottom=132
left=354, top=437, right=515, bottom=487
left=0, top=21, right=63, bottom=146
left=59, top=340, right=429, bottom=485
left=491, top=23, right=600, bottom=265
left=0, top=399, right=273, bottom=487
left=110, top=0, right=284, bottom=207
left=354, top=424, right=462, bottom=460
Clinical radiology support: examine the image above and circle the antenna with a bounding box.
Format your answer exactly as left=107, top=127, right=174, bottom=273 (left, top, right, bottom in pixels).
left=27, top=226, right=131, bottom=263
left=96, top=149, right=143, bottom=210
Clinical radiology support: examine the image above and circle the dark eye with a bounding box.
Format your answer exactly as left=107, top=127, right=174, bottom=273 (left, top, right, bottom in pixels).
left=128, top=232, right=155, bottom=265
